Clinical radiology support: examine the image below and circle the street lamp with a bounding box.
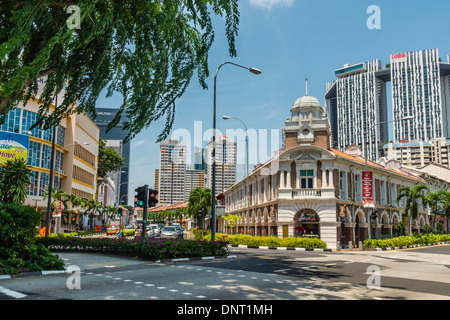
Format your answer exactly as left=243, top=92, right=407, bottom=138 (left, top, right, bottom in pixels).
left=222, top=115, right=250, bottom=231
left=363, top=115, right=414, bottom=240
left=211, top=62, right=261, bottom=242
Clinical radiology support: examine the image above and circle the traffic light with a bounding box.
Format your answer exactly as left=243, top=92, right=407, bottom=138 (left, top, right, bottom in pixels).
left=371, top=210, right=378, bottom=221
left=117, top=207, right=123, bottom=217
left=148, top=189, right=158, bottom=207
left=135, top=186, right=145, bottom=207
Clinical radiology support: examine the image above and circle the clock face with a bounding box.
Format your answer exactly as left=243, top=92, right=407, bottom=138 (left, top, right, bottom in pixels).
left=302, top=129, right=310, bottom=136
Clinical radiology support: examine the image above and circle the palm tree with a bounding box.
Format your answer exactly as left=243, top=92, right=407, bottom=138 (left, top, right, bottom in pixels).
left=188, top=187, right=212, bottom=236
left=396, top=184, right=429, bottom=234
left=84, top=199, right=103, bottom=227
left=174, top=207, right=187, bottom=225
left=437, top=190, right=450, bottom=234
left=42, top=188, right=70, bottom=215
left=103, top=204, right=118, bottom=222
left=424, top=191, right=442, bottom=231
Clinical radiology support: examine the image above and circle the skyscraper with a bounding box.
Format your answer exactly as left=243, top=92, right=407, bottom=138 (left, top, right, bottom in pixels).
left=93, top=108, right=131, bottom=205
left=325, top=60, right=388, bottom=161
left=158, top=138, right=186, bottom=205
left=206, top=136, right=237, bottom=196
left=326, top=49, right=450, bottom=162
left=391, top=49, right=450, bottom=142
left=185, top=166, right=205, bottom=201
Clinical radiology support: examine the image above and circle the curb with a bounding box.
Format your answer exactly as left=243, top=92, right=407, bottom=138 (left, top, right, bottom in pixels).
left=230, top=244, right=332, bottom=252
left=0, top=269, right=68, bottom=280
left=367, top=241, right=450, bottom=251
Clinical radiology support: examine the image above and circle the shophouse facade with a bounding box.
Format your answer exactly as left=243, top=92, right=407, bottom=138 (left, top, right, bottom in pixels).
left=223, top=92, right=437, bottom=250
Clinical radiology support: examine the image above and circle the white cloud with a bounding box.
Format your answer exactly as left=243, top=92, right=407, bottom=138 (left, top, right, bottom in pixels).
left=131, top=139, right=146, bottom=148
left=249, top=0, right=294, bottom=10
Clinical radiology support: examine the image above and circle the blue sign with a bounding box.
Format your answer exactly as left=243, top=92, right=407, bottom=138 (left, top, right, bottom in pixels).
left=0, top=131, right=29, bottom=165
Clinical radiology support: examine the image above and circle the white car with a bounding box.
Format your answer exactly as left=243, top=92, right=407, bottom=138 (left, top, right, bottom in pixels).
left=160, top=226, right=181, bottom=238
left=147, top=224, right=161, bottom=237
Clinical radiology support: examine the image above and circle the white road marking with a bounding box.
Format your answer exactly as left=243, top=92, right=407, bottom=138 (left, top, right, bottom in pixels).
left=0, top=286, right=27, bottom=299
left=274, top=268, right=291, bottom=273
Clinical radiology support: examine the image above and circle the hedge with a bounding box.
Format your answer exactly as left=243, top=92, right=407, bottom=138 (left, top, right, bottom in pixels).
left=364, top=233, right=450, bottom=249
left=204, top=233, right=328, bottom=249
left=36, top=236, right=229, bottom=261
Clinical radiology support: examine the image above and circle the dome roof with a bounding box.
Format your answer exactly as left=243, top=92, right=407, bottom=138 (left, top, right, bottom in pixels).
left=291, top=95, right=322, bottom=111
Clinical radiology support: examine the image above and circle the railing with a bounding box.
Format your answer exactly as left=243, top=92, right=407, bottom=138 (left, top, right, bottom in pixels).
left=292, top=189, right=321, bottom=198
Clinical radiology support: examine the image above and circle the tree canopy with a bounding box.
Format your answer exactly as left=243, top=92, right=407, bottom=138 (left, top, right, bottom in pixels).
left=97, top=138, right=125, bottom=182
left=0, top=0, right=240, bottom=142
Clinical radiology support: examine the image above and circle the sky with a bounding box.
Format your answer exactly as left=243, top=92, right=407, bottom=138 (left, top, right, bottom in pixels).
left=95, top=0, right=450, bottom=204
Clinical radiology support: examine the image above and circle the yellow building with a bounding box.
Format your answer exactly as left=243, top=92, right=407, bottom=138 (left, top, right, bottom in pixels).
left=1, top=81, right=100, bottom=232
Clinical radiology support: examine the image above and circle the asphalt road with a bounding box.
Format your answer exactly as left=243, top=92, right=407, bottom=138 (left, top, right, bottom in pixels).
left=1, top=244, right=449, bottom=304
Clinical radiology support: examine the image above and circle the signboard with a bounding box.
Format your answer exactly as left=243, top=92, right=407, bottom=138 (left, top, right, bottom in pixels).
left=0, top=131, right=29, bottom=165
left=339, top=206, right=346, bottom=218
left=391, top=53, right=407, bottom=63
left=52, top=200, right=62, bottom=217
left=362, top=171, right=375, bottom=208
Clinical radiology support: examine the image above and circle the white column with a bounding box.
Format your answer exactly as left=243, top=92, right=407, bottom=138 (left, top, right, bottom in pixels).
left=272, top=173, right=277, bottom=199
left=322, top=169, right=327, bottom=188
left=280, top=170, right=285, bottom=189
left=286, top=170, right=291, bottom=189
left=257, top=177, right=261, bottom=203
left=264, top=177, right=268, bottom=203
left=328, top=169, right=334, bottom=187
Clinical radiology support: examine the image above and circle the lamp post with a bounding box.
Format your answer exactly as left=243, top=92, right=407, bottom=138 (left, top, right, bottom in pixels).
left=363, top=115, right=414, bottom=240
left=222, top=115, right=249, bottom=234
left=45, top=95, right=58, bottom=237
left=211, top=62, right=261, bottom=242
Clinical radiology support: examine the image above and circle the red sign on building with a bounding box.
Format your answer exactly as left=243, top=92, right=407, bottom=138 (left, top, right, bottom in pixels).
left=362, top=171, right=374, bottom=208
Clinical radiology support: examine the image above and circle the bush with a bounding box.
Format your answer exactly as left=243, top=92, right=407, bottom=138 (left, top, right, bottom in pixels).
left=364, top=233, right=450, bottom=249
left=36, top=236, right=229, bottom=260
left=203, top=233, right=327, bottom=249
left=191, top=228, right=210, bottom=240
left=0, top=203, right=65, bottom=275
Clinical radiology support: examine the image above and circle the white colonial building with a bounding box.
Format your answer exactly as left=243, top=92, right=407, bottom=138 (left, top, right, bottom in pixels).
left=223, top=92, right=446, bottom=250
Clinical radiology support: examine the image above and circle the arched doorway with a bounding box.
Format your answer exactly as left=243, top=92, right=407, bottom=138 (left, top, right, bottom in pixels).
left=294, top=209, right=320, bottom=237
left=354, top=210, right=365, bottom=243
left=381, top=212, right=390, bottom=236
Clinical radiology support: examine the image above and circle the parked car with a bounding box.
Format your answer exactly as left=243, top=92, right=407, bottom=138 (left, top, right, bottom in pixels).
left=174, top=225, right=184, bottom=237
left=160, top=226, right=182, bottom=238
left=106, top=224, right=119, bottom=235
left=147, top=224, right=161, bottom=237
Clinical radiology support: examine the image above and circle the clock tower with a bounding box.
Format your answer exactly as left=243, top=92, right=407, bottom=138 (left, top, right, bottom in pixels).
left=283, top=78, right=331, bottom=151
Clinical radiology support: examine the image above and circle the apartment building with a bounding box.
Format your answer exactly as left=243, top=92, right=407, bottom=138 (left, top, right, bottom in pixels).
left=185, top=166, right=205, bottom=201
left=325, top=49, right=450, bottom=161
left=325, top=60, right=388, bottom=161
left=158, top=138, right=186, bottom=205
left=206, top=136, right=237, bottom=196
left=383, top=137, right=450, bottom=168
